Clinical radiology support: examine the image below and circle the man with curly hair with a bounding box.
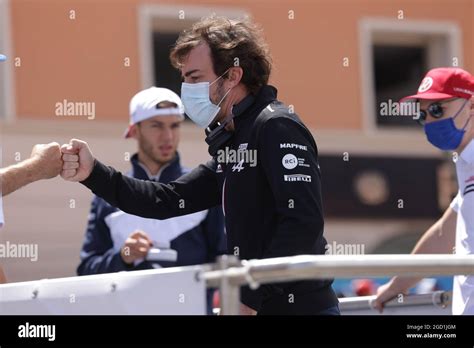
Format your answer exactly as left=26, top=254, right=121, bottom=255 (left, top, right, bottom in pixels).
left=61, top=16, right=339, bottom=315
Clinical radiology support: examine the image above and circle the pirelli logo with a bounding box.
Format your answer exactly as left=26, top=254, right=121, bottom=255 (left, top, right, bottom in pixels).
left=284, top=174, right=312, bottom=182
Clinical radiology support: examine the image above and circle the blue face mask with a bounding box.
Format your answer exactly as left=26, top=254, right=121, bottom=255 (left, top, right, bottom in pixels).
left=424, top=99, right=471, bottom=151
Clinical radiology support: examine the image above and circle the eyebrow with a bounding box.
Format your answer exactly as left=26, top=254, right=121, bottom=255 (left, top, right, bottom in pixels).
left=182, top=69, right=200, bottom=78
left=149, top=121, right=181, bottom=126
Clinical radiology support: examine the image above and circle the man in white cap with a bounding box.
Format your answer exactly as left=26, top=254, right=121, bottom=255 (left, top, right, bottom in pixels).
left=76, top=87, right=226, bottom=314
left=375, top=67, right=474, bottom=315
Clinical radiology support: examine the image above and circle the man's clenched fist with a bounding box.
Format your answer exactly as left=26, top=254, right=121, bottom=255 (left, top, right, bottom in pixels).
left=120, top=230, right=154, bottom=265
left=60, top=139, right=95, bottom=182
left=1, top=142, right=63, bottom=196
left=30, top=142, right=63, bottom=180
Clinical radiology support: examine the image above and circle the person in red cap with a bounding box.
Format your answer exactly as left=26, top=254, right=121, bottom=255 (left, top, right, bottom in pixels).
left=374, top=67, right=474, bottom=315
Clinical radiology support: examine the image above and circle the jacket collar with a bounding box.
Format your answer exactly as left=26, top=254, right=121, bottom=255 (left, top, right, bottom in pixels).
left=231, top=93, right=256, bottom=118
left=233, top=85, right=278, bottom=130
left=130, top=152, right=182, bottom=183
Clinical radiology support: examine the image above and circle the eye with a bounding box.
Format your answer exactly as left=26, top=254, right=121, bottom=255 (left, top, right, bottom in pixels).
left=429, top=104, right=444, bottom=118
left=417, top=110, right=427, bottom=125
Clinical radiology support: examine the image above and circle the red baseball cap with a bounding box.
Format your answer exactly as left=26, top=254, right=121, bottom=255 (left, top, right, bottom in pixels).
left=400, top=67, right=474, bottom=102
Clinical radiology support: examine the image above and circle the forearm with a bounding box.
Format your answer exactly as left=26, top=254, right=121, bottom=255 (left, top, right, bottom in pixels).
left=388, top=211, right=455, bottom=292
left=412, top=219, right=455, bottom=254
left=0, top=159, right=41, bottom=196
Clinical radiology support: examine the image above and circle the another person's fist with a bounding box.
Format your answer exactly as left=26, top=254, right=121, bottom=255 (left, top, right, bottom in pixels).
left=120, top=230, right=153, bottom=265
left=30, top=142, right=63, bottom=180
left=60, top=139, right=94, bottom=182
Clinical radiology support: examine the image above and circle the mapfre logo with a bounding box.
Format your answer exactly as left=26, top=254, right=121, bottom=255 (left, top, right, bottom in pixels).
left=418, top=77, right=433, bottom=93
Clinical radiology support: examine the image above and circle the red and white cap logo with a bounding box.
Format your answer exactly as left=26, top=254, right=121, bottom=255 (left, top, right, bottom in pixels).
left=418, top=77, right=433, bottom=93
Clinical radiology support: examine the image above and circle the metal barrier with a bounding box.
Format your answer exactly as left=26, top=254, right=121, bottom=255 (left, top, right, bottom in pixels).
left=204, top=254, right=474, bottom=314
left=339, top=291, right=452, bottom=315
left=1, top=254, right=472, bottom=315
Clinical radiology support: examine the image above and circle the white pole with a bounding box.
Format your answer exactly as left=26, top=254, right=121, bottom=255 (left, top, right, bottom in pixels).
left=203, top=254, right=474, bottom=287
left=216, top=255, right=241, bottom=315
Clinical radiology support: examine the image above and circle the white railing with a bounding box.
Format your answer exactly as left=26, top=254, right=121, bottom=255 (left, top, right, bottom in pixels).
left=338, top=291, right=452, bottom=315
left=204, top=254, right=474, bottom=314
left=1, top=254, right=472, bottom=315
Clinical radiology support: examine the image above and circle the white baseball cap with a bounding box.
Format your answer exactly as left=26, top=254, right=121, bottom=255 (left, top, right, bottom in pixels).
left=124, top=87, right=185, bottom=138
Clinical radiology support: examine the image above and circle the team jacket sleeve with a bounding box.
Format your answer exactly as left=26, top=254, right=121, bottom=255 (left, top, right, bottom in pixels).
left=259, top=116, right=325, bottom=258
left=80, top=159, right=221, bottom=220
left=77, top=196, right=133, bottom=275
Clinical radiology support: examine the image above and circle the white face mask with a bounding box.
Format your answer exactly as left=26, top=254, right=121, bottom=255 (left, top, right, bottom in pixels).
left=181, top=70, right=232, bottom=128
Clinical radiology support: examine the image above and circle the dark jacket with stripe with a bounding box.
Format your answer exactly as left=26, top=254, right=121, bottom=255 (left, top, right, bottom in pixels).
left=80, top=85, right=338, bottom=314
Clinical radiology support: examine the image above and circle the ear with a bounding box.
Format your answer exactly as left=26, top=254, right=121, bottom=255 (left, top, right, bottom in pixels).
left=227, top=66, right=244, bottom=88
left=129, top=124, right=139, bottom=139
